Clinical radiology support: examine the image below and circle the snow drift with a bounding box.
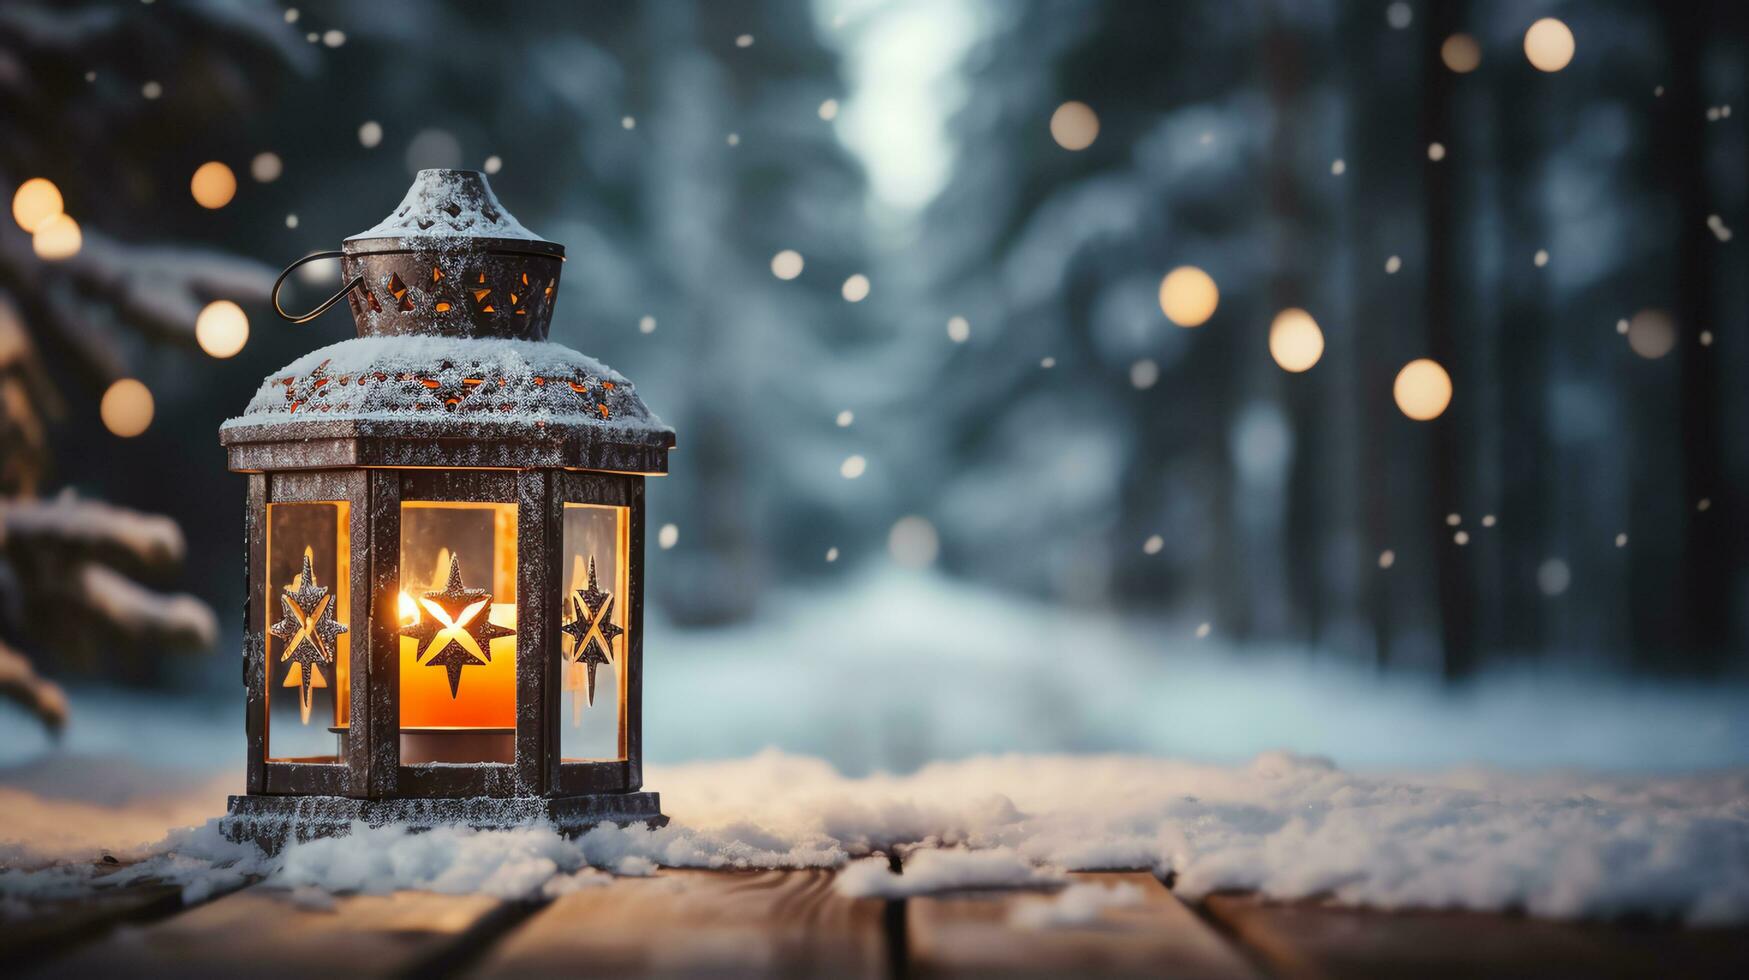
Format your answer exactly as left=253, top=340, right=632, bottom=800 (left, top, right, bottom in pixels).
left=4, top=749, right=1747, bottom=925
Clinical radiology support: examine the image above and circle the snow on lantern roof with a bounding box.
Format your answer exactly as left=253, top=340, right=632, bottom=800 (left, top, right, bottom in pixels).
left=345, top=170, right=557, bottom=254
left=220, top=335, right=674, bottom=473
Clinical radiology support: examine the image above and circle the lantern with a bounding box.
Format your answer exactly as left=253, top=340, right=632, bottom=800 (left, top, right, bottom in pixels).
left=218, top=170, right=672, bottom=849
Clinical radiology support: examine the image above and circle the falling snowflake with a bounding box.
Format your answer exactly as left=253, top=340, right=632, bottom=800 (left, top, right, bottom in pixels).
left=1143, top=534, right=1164, bottom=555
left=836, top=410, right=853, bottom=427
left=840, top=455, right=867, bottom=479
left=1385, top=255, right=1402, bottom=274
left=657, top=524, right=679, bottom=550
left=946, top=316, right=970, bottom=342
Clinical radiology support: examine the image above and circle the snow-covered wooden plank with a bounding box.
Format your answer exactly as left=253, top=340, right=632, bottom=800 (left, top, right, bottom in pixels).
left=906, top=872, right=1259, bottom=978
left=27, top=886, right=513, bottom=979
left=1201, top=892, right=1749, bottom=979
left=468, top=869, right=888, bottom=978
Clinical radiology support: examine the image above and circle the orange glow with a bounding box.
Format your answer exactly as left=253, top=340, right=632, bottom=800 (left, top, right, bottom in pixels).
left=399, top=601, right=517, bottom=729
left=398, top=501, right=518, bottom=732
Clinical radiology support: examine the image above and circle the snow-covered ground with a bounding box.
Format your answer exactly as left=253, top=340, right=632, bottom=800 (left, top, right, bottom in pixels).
left=2, top=570, right=1747, bottom=922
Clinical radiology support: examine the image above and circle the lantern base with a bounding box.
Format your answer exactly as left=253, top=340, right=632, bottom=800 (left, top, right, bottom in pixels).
left=219, top=791, right=666, bottom=854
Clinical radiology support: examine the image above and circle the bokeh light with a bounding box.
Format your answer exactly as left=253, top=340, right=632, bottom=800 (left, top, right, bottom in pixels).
left=771, top=249, right=804, bottom=280
left=888, top=515, right=940, bottom=568
left=359, top=121, right=383, bottom=148
left=31, top=213, right=82, bottom=260
left=1524, top=18, right=1575, bottom=72
left=195, top=300, right=249, bottom=358
left=1049, top=101, right=1099, bottom=151
left=1441, top=34, right=1481, bottom=73
left=1158, top=266, right=1219, bottom=327
left=1393, top=358, right=1453, bottom=420
left=250, top=152, right=283, bottom=183
left=840, top=454, right=867, bottom=479
left=657, top=523, right=679, bottom=550
left=1626, top=308, right=1676, bottom=359
left=190, top=161, right=237, bottom=209
left=947, top=316, right=970, bottom=342
left=100, top=378, right=154, bottom=437
left=841, top=274, right=870, bottom=302
left=1268, top=308, right=1325, bottom=372
left=11, top=177, right=63, bottom=232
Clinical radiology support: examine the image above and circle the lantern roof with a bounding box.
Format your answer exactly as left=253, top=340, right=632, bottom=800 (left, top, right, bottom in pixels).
left=235, top=170, right=669, bottom=473
left=220, top=335, right=673, bottom=473
left=344, top=169, right=562, bottom=257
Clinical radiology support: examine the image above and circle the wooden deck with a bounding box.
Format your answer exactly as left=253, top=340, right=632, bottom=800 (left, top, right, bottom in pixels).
left=6, top=863, right=1747, bottom=978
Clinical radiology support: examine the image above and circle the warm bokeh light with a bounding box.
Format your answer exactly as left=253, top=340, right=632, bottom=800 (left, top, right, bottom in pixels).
left=31, top=212, right=82, bottom=260
left=1159, top=266, right=1219, bottom=327
left=1049, top=101, right=1099, bottom=151
left=195, top=300, right=250, bottom=358
left=1441, top=33, right=1481, bottom=73
left=1393, top=358, right=1453, bottom=421
left=842, top=274, right=870, bottom=302
left=190, top=161, right=237, bottom=209
left=12, top=177, right=63, bottom=232
left=1626, top=308, right=1676, bottom=359
left=100, top=378, right=154, bottom=437
left=1268, top=308, right=1325, bottom=372
left=1524, top=18, right=1574, bottom=72
left=771, top=249, right=804, bottom=280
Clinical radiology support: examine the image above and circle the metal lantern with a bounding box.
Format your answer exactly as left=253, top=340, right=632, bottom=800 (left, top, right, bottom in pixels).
left=219, top=170, right=673, bottom=849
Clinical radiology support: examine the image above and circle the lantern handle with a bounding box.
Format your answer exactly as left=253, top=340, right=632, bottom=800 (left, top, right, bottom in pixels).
left=272, top=250, right=364, bottom=324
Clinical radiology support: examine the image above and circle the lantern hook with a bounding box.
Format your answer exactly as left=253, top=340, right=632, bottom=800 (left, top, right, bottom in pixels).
left=272, top=250, right=365, bottom=324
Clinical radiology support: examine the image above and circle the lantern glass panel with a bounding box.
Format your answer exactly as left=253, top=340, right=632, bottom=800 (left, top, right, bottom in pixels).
left=398, top=501, right=518, bottom=764
left=560, top=502, right=630, bottom=761
left=265, top=501, right=351, bottom=762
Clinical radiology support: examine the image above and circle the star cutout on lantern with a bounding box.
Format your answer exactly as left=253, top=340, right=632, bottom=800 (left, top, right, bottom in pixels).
left=560, top=556, right=623, bottom=705
left=399, top=554, right=515, bottom=698
left=268, top=548, right=347, bottom=724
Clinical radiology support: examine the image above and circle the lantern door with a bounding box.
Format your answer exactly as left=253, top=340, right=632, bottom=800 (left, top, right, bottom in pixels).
left=550, top=472, right=644, bottom=796
left=249, top=471, right=369, bottom=796
left=384, top=469, right=545, bottom=797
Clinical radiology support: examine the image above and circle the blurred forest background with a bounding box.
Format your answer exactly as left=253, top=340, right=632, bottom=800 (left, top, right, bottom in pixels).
left=1, top=0, right=1746, bottom=768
